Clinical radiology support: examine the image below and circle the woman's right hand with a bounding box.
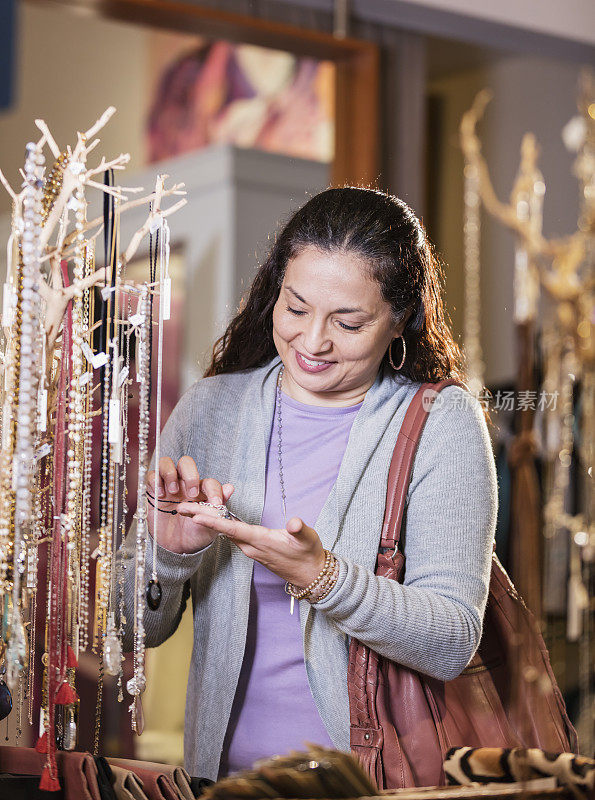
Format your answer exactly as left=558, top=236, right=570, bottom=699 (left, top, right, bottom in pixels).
left=146, top=456, right=234, bottom=554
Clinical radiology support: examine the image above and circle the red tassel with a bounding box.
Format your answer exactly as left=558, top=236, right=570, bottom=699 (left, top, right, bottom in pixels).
left=34, top=732, right=48, bottom=753
left=55, top=681, right=78, bottom=705
left=39, top=765, right=61, bottom=792
left=66, top=645, right=78, bottom=668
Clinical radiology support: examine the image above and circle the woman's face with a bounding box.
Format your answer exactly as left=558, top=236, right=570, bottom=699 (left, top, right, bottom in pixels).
left=272, top=245, right=402, bottom=406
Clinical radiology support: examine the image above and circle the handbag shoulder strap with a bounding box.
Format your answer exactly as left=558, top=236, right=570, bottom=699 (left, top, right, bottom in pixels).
left=380, top=378, right=468, bottom=551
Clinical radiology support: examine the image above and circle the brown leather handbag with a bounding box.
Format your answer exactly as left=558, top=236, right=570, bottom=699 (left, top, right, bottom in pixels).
left=347, top=379, right=578, bottom=791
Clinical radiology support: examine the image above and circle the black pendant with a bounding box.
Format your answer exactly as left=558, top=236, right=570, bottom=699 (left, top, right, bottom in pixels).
left=146, top=579, right=162, bottom=611
left=0, top=681, right=12, bottom=721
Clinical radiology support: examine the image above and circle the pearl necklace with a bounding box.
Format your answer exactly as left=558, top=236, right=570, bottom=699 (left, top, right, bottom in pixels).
left=8, top=142, right=45, bottom=688
left=127, top=286, right=151, bottom=733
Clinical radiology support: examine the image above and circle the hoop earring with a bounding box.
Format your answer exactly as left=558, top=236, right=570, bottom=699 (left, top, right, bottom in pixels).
left=388, top=335, right=406, bottom=371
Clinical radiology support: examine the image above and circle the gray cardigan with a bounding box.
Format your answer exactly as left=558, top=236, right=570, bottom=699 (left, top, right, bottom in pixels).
left=120, top=357, right=498, bottom=779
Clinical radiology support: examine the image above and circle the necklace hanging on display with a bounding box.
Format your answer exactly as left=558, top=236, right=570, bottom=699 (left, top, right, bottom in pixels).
left=62, top=706, right=77, bottom=751
left=104, top=613, right=122, bottom=677
left=146, top=219, right=168, bottom=614
left=0, top=675, right=12, bottom=721
left=134, top=694, right=145, bottom=736
left=0, top=110, right=187, bottom=789
left=146, top=579, right=162, bottom=611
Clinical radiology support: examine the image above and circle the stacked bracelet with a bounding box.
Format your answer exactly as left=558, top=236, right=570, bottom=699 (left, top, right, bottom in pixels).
left=285, top=550, right=331, bottom=601
left=284, top=550, right=339, bottom=604
left=307, top=555, right=340, bottom=604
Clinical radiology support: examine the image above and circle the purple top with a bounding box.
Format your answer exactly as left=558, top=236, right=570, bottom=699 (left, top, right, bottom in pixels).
left=219, top=390, right=362, bottom=776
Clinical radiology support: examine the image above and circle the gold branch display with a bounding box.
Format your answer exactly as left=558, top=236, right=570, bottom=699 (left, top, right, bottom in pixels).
left=0, top=108, right=185, bottom=791
left=459, top=70, right=593, bottom=753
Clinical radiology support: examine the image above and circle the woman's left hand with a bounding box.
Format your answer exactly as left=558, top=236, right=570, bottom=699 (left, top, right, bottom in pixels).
left=178, top=506, right=326, bottom=588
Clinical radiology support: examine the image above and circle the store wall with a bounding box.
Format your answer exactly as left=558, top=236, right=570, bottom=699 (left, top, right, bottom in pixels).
left=392, top=0, right=595, bottom=46
left=0, top=3, right=149, bottom=216
left=426, top=67, right=488, bottom=371
left=429, top=54, right=585, bottom=387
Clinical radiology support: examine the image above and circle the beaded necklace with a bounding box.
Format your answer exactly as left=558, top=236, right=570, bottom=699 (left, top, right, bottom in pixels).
left=127, top=286, right=151, bottom=734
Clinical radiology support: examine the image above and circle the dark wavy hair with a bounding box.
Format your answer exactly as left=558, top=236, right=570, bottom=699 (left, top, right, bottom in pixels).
left=205, top=187, right=467, bottom=387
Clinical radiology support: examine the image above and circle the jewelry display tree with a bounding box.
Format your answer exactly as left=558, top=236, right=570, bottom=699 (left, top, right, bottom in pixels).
left=0, top=107, right=185, bottom=790
left=459, top=70, right=593, bottom=752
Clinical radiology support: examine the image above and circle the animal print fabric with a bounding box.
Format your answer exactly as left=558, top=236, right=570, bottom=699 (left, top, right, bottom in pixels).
left=444, top=747, right=594, bottom=800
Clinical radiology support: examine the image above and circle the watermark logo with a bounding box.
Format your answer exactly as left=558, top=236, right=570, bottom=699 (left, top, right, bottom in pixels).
left=421, top=387, right=444, bottom=412
left=425, top=388, right=560, bottom=412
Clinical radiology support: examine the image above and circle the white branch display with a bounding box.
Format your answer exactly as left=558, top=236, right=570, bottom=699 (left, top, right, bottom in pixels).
left=0, top=107, right=183, bottom=790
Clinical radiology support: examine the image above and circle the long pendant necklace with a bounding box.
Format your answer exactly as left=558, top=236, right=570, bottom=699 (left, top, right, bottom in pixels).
left=275, top=366, right=295, bottom=615
left=275, top=366, right=340, bottom=612
left=128, top=286, right=151, bottom=734
left=147, top=218, right=169, bottom=612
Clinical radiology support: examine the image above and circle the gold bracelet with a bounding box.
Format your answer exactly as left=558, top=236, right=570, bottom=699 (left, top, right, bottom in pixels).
left=285, top=550, right=331, bottom=600
left=308, top=557, right=336, bottom=600
left=313, top=552, right=338, bottom=595
left=308, top=555, right=340, bottom=603
left=285, top=549, right=332, bottom=601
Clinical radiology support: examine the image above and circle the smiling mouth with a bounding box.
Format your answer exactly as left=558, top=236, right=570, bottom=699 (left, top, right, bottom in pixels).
left=300, top=354, right=330, bottom=366
left=294, top=350, right=335, bottom=371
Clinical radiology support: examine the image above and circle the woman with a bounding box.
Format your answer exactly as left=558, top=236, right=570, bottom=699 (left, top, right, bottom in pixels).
left=123, top=187, right=498, bottom=782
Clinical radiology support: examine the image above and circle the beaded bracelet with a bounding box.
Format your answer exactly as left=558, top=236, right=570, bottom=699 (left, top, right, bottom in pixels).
left=284, top=550, right=332, bottom=601
left=308, top=556, right=340, bottom=603
left=284, top=550, right=335, bottom=602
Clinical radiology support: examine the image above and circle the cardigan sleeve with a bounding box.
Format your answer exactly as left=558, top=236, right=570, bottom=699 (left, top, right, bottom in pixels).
left=312, top=387, right=498, bottom=681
